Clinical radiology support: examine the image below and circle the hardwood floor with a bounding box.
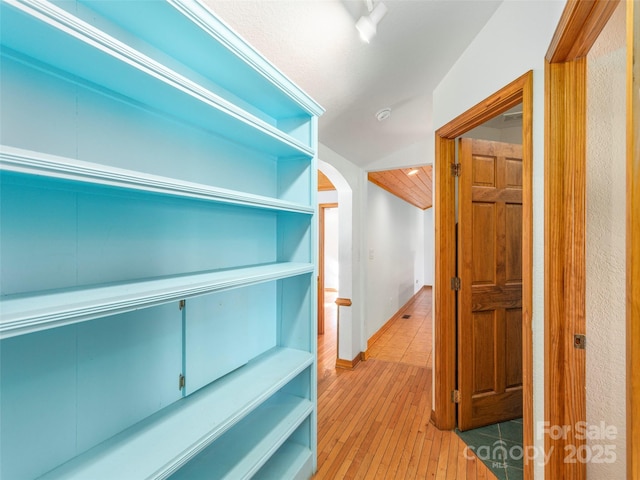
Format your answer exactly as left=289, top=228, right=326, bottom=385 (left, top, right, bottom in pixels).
left=314, top=287, right=497, bottom=479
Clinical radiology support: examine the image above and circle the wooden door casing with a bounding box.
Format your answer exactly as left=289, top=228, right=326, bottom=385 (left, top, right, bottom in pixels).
left=458, top=138, right=523, bottom=431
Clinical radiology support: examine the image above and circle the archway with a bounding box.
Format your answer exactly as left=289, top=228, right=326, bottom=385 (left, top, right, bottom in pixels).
left=318, top=160, right=355, bottom=365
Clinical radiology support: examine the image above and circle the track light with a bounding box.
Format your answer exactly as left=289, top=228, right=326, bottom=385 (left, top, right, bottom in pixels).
left=356, top=2, right=388, bottom=43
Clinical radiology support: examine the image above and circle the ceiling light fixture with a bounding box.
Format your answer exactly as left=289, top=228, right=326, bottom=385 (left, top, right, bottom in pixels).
left=356, top=1, right=388, bottom=43
left=376, top=107, right=391, bottom=122
left=407, top=168, right=419, bottom=176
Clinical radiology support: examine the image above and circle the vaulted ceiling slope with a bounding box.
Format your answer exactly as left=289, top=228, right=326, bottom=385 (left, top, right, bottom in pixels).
left=205, top=0, right=502, bottom=168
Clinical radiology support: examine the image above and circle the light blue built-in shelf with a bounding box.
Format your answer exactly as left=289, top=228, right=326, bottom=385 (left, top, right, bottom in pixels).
left=38, top=348, right=314, bottom=480
left=253, top=442, right=314, bottom=480
left=73, top=0, right=324, bottom=121
left=0, top=146, right=315, bottom=214
left=170, top=393, right=313, bottom=479
left=0, top=0, right=315, bottom=159
left=0, top=0, right=320, bottom=477
left=0, top=262, right=314, bottom=339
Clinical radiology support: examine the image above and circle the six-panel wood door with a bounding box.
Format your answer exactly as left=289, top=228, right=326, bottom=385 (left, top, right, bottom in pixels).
left=457, top=138, right=523, bottom=431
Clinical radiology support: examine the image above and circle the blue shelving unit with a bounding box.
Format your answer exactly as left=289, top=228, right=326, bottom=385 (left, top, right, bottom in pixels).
left=0, top=1, right=323, bottom=478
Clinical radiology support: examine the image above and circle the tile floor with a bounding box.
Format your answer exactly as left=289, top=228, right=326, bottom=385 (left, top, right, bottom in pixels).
left=456, top=418, right=524, bottom=480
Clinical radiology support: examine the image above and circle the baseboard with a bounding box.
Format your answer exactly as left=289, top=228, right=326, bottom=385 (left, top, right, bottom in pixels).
left=335, top=353, right=362, bottom=370
left=366, top=316, right=395, bottom=349
left=430, top=409, right=437, bottom=425
left=367, top=286, right=430, bottom=349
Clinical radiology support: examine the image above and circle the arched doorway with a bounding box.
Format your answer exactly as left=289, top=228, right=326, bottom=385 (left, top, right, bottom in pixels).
left=318, top=160, right=353, bottom=368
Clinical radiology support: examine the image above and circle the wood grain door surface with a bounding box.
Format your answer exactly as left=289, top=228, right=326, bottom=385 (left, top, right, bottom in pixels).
left=457, top=138, right=523, bottom=431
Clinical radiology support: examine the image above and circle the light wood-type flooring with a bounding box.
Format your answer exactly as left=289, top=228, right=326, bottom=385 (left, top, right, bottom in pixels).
left=314, top=287, right=497, bottom=479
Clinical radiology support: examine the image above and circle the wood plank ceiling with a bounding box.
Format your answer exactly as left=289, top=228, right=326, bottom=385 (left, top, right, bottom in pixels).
left=318, top=170, right=336, bottom=191
left=368, top=166, right=433, bottom=210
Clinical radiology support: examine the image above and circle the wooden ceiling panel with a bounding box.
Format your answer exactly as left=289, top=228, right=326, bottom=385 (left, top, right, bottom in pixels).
left=368, top=166, right=433, bottom=210
left=318, top=170, right=336, bottom=191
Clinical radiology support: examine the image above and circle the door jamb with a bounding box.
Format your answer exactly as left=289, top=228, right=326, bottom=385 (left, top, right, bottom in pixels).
left=433, top=72, right=534, bottom=477
left=543, top=1, right=622, bottom=478
left=627, top=2, right=640, bottom=478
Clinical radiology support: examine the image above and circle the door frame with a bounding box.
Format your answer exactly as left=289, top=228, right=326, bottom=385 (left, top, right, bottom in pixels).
left=433, top=72, right=534, bottom=476
left=627, top=2, right=640, bottom=478
left=544, top=0, right=626, bottom=477
left=318, top=202, right=338, bottom=335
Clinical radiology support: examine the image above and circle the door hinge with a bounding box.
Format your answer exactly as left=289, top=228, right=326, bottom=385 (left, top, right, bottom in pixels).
left=179, top=374, right=186, bottom=390
left=573, top=334, right=586, bottom=350
left=451, top=276, right=461, bottom=291
left=452, top=389, right=460, bottom=404
left=450, top=163, right=461, bottom=177
left=179, top=299, right=185, bottom=311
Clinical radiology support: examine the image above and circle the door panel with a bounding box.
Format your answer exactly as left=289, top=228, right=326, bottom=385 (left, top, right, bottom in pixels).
left=472, top=203, right=496, bottom=284
left=472, top=311, right=496, bottom=393
left=505, top=308, right=523, bottom=388
left=506, top=204, right=523, bottom=282
left=458, top=138, right=523, bottom=431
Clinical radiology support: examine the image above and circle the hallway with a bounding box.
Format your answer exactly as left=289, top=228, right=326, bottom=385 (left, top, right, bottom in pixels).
left=314, top=288, right=497, bottom=479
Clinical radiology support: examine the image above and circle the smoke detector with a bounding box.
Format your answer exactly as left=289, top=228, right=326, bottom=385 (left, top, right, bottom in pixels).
left=376, top=107, right=391, bottom=122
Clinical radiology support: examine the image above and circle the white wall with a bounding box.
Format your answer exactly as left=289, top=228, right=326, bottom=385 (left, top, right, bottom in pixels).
left=365, top=183, right=424, bottom=338
left=366, top=138, right=434, bottom=171
left=423, top=208, right=434, bottom=286
left=367, top=139, right=435, bottom=295
left=432, top=2, right=565, bottom=478
left=586, top=3, right=626, bottom=477
left=323, top=207, right=339, bottom=290
left=318, top=190, right=338, bottom=204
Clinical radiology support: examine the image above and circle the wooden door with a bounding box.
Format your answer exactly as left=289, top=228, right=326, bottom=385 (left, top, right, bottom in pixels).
left=457, top=138, right=523, bottom=431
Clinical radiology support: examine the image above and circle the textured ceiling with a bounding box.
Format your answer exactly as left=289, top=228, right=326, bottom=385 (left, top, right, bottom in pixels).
left=204, top=0, right=502, bottom=168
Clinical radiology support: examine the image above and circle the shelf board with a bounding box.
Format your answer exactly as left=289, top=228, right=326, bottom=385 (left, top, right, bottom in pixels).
left=0, top=262, right=314, bottom=339
left=38, top=347, right=314, bottom=480
left=0, top=0, right=314, bottom=159
left=75, top=0, right=324, bottom=120
left=0, top=145, right=314, bottom=214
left=170, top=393, right=313, bottom=479
left=253, top=442, right=314, bottom=480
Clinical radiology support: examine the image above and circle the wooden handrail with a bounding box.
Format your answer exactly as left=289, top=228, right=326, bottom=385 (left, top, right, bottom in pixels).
left=335, top=297, right=352, bottom=307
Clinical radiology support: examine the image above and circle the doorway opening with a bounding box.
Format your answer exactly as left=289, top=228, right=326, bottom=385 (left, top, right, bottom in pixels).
left=318, top=201, right=339, bottom=376
left=316, top=160, right=353, bottom=373
left=453, top=104, right=524, bottom=479
left=433, top=72, right=534, bottom=478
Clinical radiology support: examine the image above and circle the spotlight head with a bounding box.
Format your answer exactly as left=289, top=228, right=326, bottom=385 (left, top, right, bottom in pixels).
left=355, top=2, right=387, bottom=43
left=356, top=15, right=376, bottom=43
